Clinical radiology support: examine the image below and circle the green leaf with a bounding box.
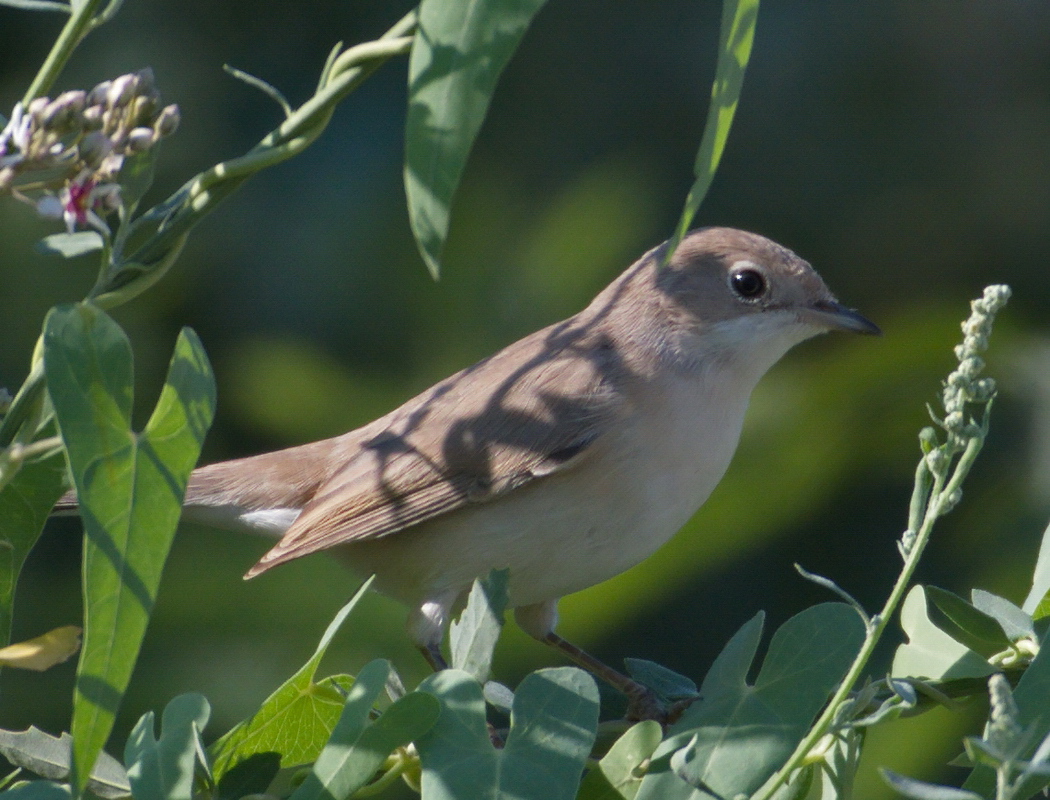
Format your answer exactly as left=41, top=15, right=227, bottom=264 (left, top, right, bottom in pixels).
left=208, top=579, right=375, bottom=781
left=35, top=232, right=104, bottom=259
left=0, top=1, right=71, bottom=13
left=116, top=148, right=158, bottom=214
left=481, top=680, right=514, bottom=714
left=880, top=770, right=982, bottom=800
left=124, top=694, right=210, bottom=800
left=970, top=589, right=1033, bottom=641
left=577, top=721, right=662, bottom=800
left=449, top=568, right=508, bottom=683
left=0, top=727, right=129, bottom=798
left=43, top=304, right=216, bottom=794
left=811, top=730, right=864, bottom=800
left=0, top=782, right=73, bottom=800
left=891, top=586, right=994, bottom=682
left=290, top=660, right=440, bottom=800
left=636, top=603, right=864, bottom=800
left=666, top=0, right=760, bottom=257
left=924, top=586, right=1012, bottom=658
left=1023, top=518, right=1050, bottom=617
left=404, top=0, right=548, bottom=277
left=623, top=659, right=698, bottom=702
left=0, top=448, right=67, bottom=648
left=416, top=666, right=599, bottom=800
left=963, top=635, right=1050, bottom=795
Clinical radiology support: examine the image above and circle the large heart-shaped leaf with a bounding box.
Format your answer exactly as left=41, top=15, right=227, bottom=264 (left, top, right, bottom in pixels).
left=637, top=603, right=864, bottom=800
left=416, top=666, right=599, bottom=800
left=208, top=579, right=375, bottom=783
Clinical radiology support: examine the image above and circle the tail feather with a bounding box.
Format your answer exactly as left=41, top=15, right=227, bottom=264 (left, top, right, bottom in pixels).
left=51, top=435, right=343, bottom=522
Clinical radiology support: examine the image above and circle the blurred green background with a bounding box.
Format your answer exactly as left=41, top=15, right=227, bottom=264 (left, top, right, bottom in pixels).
left=2, top=0, right=1049, bottom=795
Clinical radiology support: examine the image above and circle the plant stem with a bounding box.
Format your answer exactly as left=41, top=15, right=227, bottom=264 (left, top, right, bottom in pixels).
left=753, top=437, right=984, bottom=800
left=21, top=0, right=108, bottom=105
left=94, top=17, right=416, bottom=309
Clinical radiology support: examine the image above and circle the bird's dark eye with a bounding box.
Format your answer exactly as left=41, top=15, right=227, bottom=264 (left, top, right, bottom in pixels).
left=730, top=268, right=767, bottom=300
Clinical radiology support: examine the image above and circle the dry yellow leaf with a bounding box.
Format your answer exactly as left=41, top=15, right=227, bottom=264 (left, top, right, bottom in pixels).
left=0, top=625, right=82, bottom=671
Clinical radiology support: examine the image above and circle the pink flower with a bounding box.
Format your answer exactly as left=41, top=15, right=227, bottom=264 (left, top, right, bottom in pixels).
left=58, top=171, right=121, bottom=234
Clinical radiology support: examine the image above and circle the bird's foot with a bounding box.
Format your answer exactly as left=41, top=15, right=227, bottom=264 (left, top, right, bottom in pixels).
left=624, top=686, right=697, bottom=727
left=419, top=643, right=448, bottom=672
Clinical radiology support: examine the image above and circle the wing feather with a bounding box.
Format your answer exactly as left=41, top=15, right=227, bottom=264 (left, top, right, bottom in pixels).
left=247, top=322, right=628, bottom=575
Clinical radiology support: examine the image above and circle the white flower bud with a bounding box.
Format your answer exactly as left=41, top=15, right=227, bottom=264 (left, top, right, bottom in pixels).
left=918, top=426, right=938, bottom=453
left=959, top=356, right=984, bottom=379
left=107, top=74, right=138, bottom=108
left=78, top=130, right=114, bottom=167
left=87, top=81, right=112, bottom=107
left=134, top=68, right=156, bottom=96
left=128, top=95, right=156, bottom=126
left=126, top=127, right=155, bottom=152
left=83, top=105, right=104, bottom=130
left=27, top=97, right=49, bottom=120
left=154, top=104, right=180, bottom=138
left=925, top=448, right=949, bottom=474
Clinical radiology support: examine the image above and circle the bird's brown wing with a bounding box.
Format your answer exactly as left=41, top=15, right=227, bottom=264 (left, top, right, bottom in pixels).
left=246, top=324, right=629, bottom=576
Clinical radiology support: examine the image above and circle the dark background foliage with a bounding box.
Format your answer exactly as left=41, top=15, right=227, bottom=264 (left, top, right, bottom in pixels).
left=2, top=1, right=1048, bottom=795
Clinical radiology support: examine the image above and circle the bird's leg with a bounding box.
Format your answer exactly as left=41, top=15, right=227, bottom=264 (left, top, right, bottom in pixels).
left=419, top=642, right=448, bottom=672
left=515, top=601, right=691, bottom=724
left=409, top=593, right=456, bottom=672
left=541, top=631, right=670, bottom=721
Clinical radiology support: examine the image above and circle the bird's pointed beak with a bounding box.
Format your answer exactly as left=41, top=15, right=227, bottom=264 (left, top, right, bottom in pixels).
left=804, top=300, right=882, bottom=336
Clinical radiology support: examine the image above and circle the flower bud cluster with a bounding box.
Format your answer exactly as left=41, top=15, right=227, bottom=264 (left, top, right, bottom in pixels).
left=939, top=285, right=1011, bottom=446
left=0, top=69, right=178, bottom=234
left=986, top=673, right=1022, bottom=748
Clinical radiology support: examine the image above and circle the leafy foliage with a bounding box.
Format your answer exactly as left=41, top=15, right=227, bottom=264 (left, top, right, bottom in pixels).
left=0, top=2, right=1043, bottom=800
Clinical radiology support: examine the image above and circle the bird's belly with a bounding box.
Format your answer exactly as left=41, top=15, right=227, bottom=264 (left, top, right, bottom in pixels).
left=334, top=402, right=743, bottom=609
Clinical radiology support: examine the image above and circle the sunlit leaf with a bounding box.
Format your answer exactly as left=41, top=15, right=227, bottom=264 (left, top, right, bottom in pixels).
left=289, top=660, right=439, bottom=800
left=208, top=579, right=374, bottom=781
left=880, top=769, right=982, bottom=800
left=924, top=586, right=1011, bottom=658
left=404, top=0, right=548, bottom=277
left=449, top=568, right=508, bottom=683
left=0, top=727, right=129, bottom=798
left=970, top=589, right=1033, bottom=641
left=0, top=1, right=71, bottom=12
left=577, top=721, right=662, bottom=800
left=0, top=625, right=80, bottom=671
left=891, top=586, right=994, bottom=682
left=44, top=304, right=216, bottom=792
left=35, top=232, right=104, bottom=259
left=666, top=0, right=760, bottom=257
left=125, top=694, right=210, bottom=800
left=1023, top=518, right=1050, bottom=618
left=0, top=781, right=73, bottom=800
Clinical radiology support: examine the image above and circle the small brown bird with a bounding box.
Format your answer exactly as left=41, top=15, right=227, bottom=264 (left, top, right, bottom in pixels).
left=57, top=227, right=878, bottom=715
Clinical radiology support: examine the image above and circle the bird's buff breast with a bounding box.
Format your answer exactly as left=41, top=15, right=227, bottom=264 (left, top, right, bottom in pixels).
left=333, top=366, right=752, bottom=610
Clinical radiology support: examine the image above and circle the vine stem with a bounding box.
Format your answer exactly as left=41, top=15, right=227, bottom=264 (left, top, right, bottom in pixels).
left=752, top=434, right=985, bottom=800
left=21, top=0, right=108, bottom=105
left=92, top=14, right=417, bottom=309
